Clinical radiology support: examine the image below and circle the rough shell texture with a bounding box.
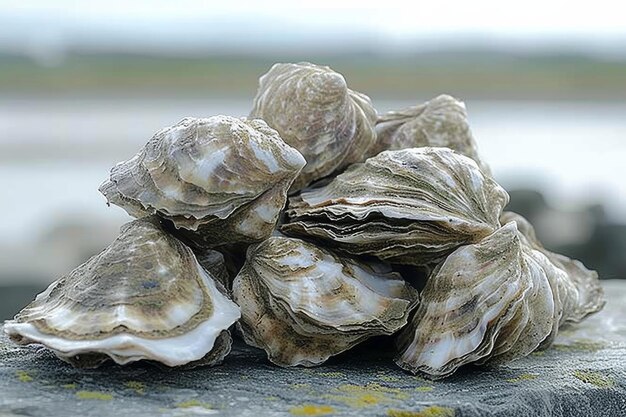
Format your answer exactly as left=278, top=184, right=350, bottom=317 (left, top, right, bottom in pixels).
left=232, top=235, right=419, bottom=367
left=395, top=220, right=604, bottom=379
left=281, top=147, right=509, bottom=265
left=99, top=116, right=306, bottom=249
left=373, top=94, right=490, bottom=174
left=250, top=62, right=378, bottom=191
left=3, top=217, right=241, bottom=368
left=501, top=211, right=605, bottom=328
left=193, top=248, right=232, bottom=293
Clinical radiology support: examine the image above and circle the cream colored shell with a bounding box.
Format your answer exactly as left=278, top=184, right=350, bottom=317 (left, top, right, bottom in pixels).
left=99, top=116, right=306, bottom=249
left=501, top=211, right=605, bottom=328
left=282, top=147, right=508, bottom=265
left=374, top=95, right=490, bottom=173
left=232, top=235, right=419, bottom=367
left=4, top=217, right=241, bottom=368
left=250, top=62, right=377, bottom=191
left=3, top=59, right=605, bottom=377
left=395, top=220, right=604, bottom=379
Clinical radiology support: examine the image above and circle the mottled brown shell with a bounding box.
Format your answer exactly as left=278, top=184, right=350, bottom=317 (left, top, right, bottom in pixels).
left=250, top=62, right=377, bottom=191
left=282, top=147, right=508, bottom=265
left=4, top=217, right=241, bottom=368
left=396, top=219, right=604, bottom=379
left=232, top=235, right=419, bottom=367
left=374, top=95, right=489, bottom=173
left=100, top=116, right=306, bottom=249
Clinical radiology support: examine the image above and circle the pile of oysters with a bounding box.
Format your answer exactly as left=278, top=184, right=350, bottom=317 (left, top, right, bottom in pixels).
left=4, top=62, right=605, bottom=379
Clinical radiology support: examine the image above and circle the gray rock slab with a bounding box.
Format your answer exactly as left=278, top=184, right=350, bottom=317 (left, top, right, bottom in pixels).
left=1, top=280, right=625, bottom=417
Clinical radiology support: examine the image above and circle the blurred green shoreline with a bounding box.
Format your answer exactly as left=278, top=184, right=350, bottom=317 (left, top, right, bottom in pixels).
left=2, top=51, right=626, bottom=100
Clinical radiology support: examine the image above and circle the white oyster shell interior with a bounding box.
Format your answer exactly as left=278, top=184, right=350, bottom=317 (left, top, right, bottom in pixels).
left=4, top=218, right=241, bottom=368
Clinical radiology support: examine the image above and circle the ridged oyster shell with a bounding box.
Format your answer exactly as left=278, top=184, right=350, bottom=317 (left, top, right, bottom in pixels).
left=396, top=220, right=604, bottom=379
left=501, top=211, right=605, bottom=327
left=99, top=116, right=306, bottom=249
left=281, top=147, right=509, bottom=265
left=4, top=217, right=241, bottom=368
left=193, top=248, right=232, bottom=293
left=250, top=62, right=378, bottom=191
left=374, top=95, right=490, bottom=173
left=232, top=235, right=419, bottom=367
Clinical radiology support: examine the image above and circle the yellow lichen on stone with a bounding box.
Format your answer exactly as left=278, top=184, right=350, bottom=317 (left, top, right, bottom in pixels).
left=554, top=340, right=605, bottom=353
left=125, top=381, right=145, bottom=394
left=76, top=391, right=113, bottom=400
left=62, top=383, right=77, bottom=389
left=289, top=404, right=335, bottom=416
left=506, top=373, right=538, bottom=383
left=176, top=399, right=214, bottom=409
left=415, top=386, right=434, bottom=392
left=324, top=383, right=407, bottom=408
left=379, top=375, right=400, bottom=382
left=16, top=370, right=33, bottom=382
left=387, top=405, right=455, bottom=417
left=318, top=371, right=345, bottom=378
left=572, top=370, right=615, bottom=388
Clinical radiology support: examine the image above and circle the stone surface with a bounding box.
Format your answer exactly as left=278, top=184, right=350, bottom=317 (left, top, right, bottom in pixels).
left=1, top=280, right=625, bottom=417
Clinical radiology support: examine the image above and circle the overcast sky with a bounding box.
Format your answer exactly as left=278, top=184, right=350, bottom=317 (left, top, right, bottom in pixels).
left=1, top=1, right=625, bottom=57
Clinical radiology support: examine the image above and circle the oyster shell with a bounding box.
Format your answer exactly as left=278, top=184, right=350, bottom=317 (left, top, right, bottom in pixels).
left=281, top=147, right=509, bottom=265
left=99, top=116, right=306, bottom=249
left=4, top=217, right=241, bottom=368
left=193, top=248, right=232, bottom=293
left=395, top=220, right=604, bottom=379
left=250, top=62, right=377, bottom=191
left=232, top=235, right=419, bottom=367
left=374, top=95, right=490, bottom=173
left=501, top=211, right=605, bottom=327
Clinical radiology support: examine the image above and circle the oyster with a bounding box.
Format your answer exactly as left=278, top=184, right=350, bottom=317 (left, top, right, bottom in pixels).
left=4, top=217, right=241, bottom=368
left=281, top=147, right=509, bottom=265
left=232, top=235, right=419, bottom=367
left=374, top=95, right=490, bottom=173
left=99, top=116, right=306, bottom=249
left=250, top=62, right=377, bottom=191
left=501, top=211, right=605, bottom=327
left=193, top=248, right=232, bottom=292
left=395, top=220, right=604, bottom=379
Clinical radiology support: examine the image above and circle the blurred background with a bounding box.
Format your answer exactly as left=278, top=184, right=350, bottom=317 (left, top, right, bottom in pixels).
left=1, top=1, right=625, bottom=319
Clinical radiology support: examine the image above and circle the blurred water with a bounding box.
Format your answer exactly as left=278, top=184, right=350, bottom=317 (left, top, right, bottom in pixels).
left=2, top=97, right=625, bottom=236
left=0, top=98, right=250, bottom=244
left=0, top=97, right=625, bottom=284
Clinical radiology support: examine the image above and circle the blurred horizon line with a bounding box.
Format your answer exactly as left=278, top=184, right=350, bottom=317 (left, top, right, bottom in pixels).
left=2, top=37, right=626, bottom=65
left=2, top=48, right=626, bottom=101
